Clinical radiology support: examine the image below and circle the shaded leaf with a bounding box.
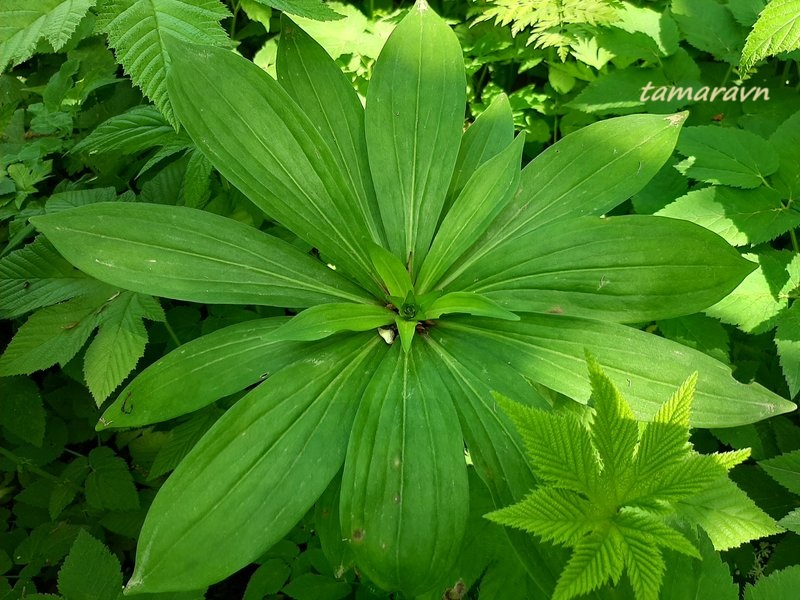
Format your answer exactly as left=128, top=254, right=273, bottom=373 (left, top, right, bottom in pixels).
left=0, top=376, right=46, bottom=446
left=58, top=530, right=123, bottom=600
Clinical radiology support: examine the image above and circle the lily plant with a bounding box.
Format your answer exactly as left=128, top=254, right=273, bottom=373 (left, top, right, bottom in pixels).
left=30, top=0, right=794, bottom=596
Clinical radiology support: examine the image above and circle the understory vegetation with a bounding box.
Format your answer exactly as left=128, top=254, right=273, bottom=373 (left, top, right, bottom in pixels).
left=2, top=1, right=800, bottom=599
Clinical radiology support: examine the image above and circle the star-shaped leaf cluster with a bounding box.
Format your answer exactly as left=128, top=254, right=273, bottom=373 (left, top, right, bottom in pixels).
left=487, top=356, right=779, bottom=600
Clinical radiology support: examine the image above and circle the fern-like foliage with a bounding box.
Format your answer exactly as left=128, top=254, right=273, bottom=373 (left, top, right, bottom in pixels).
left=0, top=0, right=96, bottom=74
left=487, top=356, right=780, bottom=600
left=475, top=0, right=621, bottom=60
left=741, top=0, right=800, bottom=73
left=96, top=0, right=231, bottom=127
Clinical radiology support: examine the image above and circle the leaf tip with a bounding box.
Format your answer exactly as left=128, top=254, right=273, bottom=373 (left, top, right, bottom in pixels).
left=665, top=111, right=688, bottom=128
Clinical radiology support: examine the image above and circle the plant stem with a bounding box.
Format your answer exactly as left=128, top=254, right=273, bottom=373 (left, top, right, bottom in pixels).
left=790, top=229, right=799, bottom=254
left=0, top=446, right=76, bottom=488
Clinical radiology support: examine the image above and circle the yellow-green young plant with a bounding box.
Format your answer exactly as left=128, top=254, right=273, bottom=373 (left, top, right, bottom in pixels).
left=487, top=357, right=782, bottom=600
left=27, top=0, right=795, bottom=596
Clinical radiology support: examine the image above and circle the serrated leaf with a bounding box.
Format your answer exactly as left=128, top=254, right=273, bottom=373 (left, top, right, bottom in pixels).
left=97, top=0, right=231, bottom=127
left=0, top=236, right=107, bottom=319
left=621, top=531, right=665, bottom=600
left=741, top=0, right=800, bottom=71
left=0, top=290, right=114, bottom=376
left=253, top=0, right=343, bottom=21
left=50, top=457, right=89, bottom=519
left=744, top=565, right=800, bottom=599
left=84, top=447, right=139, bottom=511
left=779, top=508, right=800, bottom=534
left=776, top=302, right=800, bottom=397
left=58, top=530, right=123, bottom=600
left=676, top=478, right=782, bottom=550
left=676, top=126, right=779, bottom=188
left=71, top=105, right=178, bottom=155
left=0, top=0, right=96, bottom=73
left=769, top=109, right=800, bottom=200
left=760, top=449, right=800, bottom=495
left=705, top=253, right=786, bottom=333
left=657, top=186, right=800, bottom=247
left=83, top=292, right=163, bottom=404
left=671, top=0, right=745, bottom=63
left=661, top=531, right=738, bottom=600
left=553, top=530, right=624, bottom=600
left=0, top=376, right=46, bottom=446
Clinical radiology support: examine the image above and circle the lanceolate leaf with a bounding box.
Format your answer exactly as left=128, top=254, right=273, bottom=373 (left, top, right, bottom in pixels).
left=0, top=0, right=96, bottom=74
left=365, top=0, right=466, bottom=275
left=71, top=105, right=178, bottom=156
left=96, top=0, right=231, bottom=127
left=30, top=203, right=372, bottom=308
left=436, top=315, right=795, bottom=427
left=166, top=39, right=381, bottom=294
left=446, top=112, right=687, bottom=284
left=277, top=15, right=384, bottom=246
left=127, top=334, right=384, bottom=593
left=416, top=135, right=524, bottom=293
left=340, top=343, right=469, bottom=596
left=424, top=292, right=519, bottom=321
left=445, top=215, right=754, bottom=323
left=368, top=243, right=414, bottom=298
left=99, top=317, right=314, bottom=428
left=419, top=338, right=564, bottom=598
left=445, top=93, right=515, bottom=212
left=273, top=303, right=394, bottom=342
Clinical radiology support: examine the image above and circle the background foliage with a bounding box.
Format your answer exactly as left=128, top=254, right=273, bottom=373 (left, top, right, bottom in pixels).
left=2, top=0, right=800, bottom=598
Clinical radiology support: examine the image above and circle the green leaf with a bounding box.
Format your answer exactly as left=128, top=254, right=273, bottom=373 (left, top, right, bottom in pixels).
left=30, top=202, right=371, bottom=308
left=658, top=314, right=730, bottom=364
left=423, top=292, right=519, bottom=321
left=436, top=315, right=795, bottom=427
left=493, top=396, right=598, bottom=494
left=273, top=303, right=394, bottom=342
left=745, top=566, right=800, bottom=600
left=769, top=109, right=800, bottom=200
left=127, top=335, right=383, bottom=593
left=244, top=559, right=291, bottom=599
left=277, top=15, right=383, bottom=245
left=776, top=302, right=800, bottom=397
left=58, top=530, right=123, bottom=600
left=672, top=0, right=744, bottom=63
left=419, top=335, right=562, bottom=597
left=487, top=487, right=595, bottom=546
left=71, top=105, right=178, bottom=156
left=416, top=135, right=524, bottom=293
left=166, top=39, right=381, bottom=294
left=97, top=0, right=230, bottom=127
left=657, top=186, right=800, bottom=247
left=779, top=508, right=800, bottom=534
left=148, top=408, right=221, bottom=480
left=0, top=376, right=46, bottom=447
left=254, top=0, right=343, bottom=21
left=281, top=573, right=351, bottom=600
left=676, top=126, right=779, bottom=188
left=741, top=0, right=800, bottom=71
left=760, top=449, right=800, bottom=495
left=445, top=92, right=515, bottom=213
left=620, top=530, right=665, bottom=600
left=368, top=243, right=413, bottom=298
left=553, top=530, right=624, bottom=600
left=661, top=532, right=738, bottom=600
left=85, top=447, right=139, bottom=511
left=676, top=478, right=782, bottom=550
left=0, top=0, right=96, bottom=73
left=365, top=0, right=466, bottom=275
left=444, top=112, right=687, bottom=286
left=99, top=318, right=314, bottom=429
left=705, top=253, right=786, bottom=333
left=0, top=290, right=113, bottom=376
left=340, top=344, right=469, bottom=596
left=0, top=236, right=107, bottom=320
left=446, top=215, right=753, bottom=323
left=84, top=292, right=163, bottom=404
left=50, top=457, right=89, bottom=519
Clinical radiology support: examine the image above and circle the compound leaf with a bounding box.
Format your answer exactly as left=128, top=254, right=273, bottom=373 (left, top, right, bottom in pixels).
left=97, top=0, right=231, bottom=127
left=0, top=0, right=95, bottom=73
